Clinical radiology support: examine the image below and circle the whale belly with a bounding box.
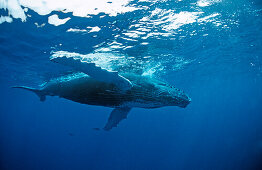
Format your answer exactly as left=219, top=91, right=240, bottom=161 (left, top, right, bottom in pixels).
left=122, top=99, right=164, bottom=109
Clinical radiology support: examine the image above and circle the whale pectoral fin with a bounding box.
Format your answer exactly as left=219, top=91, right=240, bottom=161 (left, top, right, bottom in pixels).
left=50, top=55, right=133, bottom=91
left=12, top=86, right=46, bottom=102
left=103, top=107, right=132, bottom=131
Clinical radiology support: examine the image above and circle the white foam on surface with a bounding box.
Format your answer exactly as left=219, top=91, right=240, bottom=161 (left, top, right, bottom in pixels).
left=48, top=14, right=70, bottom=26
left=86, top=26, right=101, bottom=33
left=66, top=28, right=88, bottom=33
left=0, top=16, right=13, bottom=24
left=34, top=22, right=45, bottom=27
left=0, top=0, right=138, bottom=25
left=196, top=0, right=221, bottom=7
left=0, top=0, right=26, bottom=22
left=117, top=8, right=211, bottom=42
left=163, top=11, right=203, bottom=31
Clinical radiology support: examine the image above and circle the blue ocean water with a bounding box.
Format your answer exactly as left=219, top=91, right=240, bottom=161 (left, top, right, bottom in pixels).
left=0, top=0, right=262, bottom=169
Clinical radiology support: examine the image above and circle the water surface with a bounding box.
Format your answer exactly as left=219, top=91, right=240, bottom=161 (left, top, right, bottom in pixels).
left=0, top=0, right=262, bottom=169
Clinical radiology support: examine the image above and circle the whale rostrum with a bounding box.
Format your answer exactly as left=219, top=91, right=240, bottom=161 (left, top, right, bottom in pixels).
left=13, top=55, right=191, bottom=130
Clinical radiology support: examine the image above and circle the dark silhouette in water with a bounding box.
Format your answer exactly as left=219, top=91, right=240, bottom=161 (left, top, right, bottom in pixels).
left=13, top=55, right=191, bottom=130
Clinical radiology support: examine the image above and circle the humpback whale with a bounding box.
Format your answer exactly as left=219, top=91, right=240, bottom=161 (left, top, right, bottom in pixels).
left=13, top=55, right=191, bottom=130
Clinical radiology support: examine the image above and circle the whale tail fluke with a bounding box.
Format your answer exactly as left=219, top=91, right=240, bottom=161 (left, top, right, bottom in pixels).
left=12, top=86, right=46, bottom=102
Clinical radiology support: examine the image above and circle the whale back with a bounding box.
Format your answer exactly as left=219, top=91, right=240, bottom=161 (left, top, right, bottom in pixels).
left=39, top=73, right=161, bottom=107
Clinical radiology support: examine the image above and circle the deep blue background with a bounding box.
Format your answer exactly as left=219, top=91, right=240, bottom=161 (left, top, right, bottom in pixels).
left=1, top=0, right=262, bottom=169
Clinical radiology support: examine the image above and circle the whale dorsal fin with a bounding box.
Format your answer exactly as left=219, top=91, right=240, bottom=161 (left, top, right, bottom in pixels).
left=50, top=55, right=132, bottom=90
left=103, top=107, right=132, bottom=131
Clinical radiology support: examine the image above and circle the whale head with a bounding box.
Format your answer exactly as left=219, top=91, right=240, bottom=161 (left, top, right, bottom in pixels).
left=121, top=73, right=191, bottom=108
left=168, top=86, right=191, bottom=108
left=153, top=82, right=191, bottom=108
